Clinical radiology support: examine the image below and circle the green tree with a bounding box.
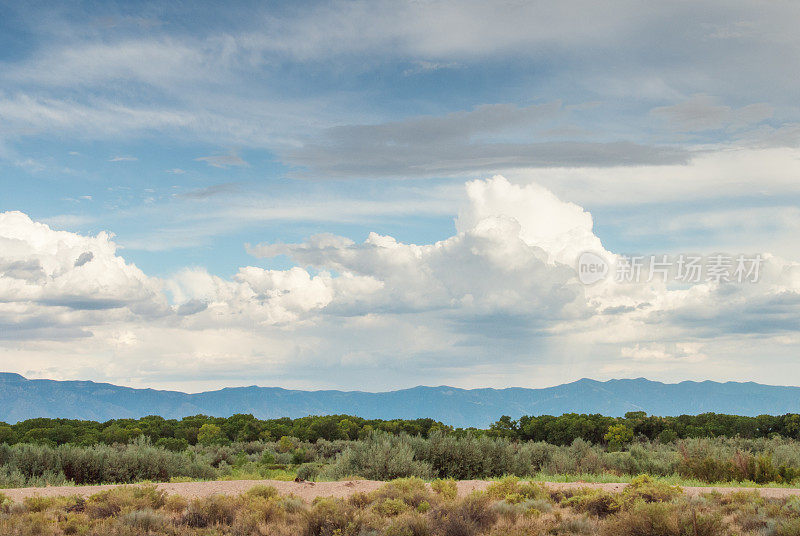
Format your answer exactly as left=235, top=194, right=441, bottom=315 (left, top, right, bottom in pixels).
left=604, top=423, right=634, bottom=451
left=197, top=423, right=225, bottom=445
left=277, top=435, right=296, bottom=453
left=489, top=415, right=519, bottom=437
left=0, top=425, right=17, bottom=444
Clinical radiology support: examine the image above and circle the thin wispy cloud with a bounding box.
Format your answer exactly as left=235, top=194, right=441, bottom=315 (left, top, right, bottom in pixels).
left=1, top=0, right=799, bottom=390
left=175, top=183, right=239, bottom=200
left=195, top=152, right=248, bottom=168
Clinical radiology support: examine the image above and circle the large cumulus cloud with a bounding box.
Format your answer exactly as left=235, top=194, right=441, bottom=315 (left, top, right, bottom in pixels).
left=1, top=176, right=799, bottom=389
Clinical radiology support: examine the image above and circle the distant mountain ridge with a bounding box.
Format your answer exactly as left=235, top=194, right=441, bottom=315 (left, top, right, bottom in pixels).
left=2, top=373, right=799, bottom=427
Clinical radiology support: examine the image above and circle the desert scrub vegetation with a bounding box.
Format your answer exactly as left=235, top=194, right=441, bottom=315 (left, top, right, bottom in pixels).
left=5, top=431, right=800, bottom=487
left=320, top=431, right=800, bottom=484
left=2, top=479, right=800, bottom=535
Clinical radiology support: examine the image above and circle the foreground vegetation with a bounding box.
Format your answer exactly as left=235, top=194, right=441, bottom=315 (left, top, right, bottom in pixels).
left=4, top=432, right=800, bottom=489
left=3, top=476, right=800, bottom=535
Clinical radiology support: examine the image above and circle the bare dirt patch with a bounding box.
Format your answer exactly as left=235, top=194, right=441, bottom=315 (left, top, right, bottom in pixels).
left=3, top=479, right=799, bottom=503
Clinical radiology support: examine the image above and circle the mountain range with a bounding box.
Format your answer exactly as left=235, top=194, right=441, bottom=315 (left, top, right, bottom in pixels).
left=2, top=373, right=799, bottom=427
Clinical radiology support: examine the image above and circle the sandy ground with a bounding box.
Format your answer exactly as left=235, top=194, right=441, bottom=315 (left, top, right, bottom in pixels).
left=3, top=480, right=800, bottom=503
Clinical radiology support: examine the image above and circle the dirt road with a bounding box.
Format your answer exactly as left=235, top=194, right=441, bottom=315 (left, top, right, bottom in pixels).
left=4, top=480, right=800, bottom=503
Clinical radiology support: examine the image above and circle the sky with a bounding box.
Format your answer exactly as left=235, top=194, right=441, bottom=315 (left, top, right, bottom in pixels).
left=1, top=0, right=800, bottom=392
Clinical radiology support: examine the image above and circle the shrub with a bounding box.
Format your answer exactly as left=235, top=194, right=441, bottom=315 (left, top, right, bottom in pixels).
left=680, top=509, right=725, bottom=536
left=431, top=512, right=479, bottom=536
left=84, top=485, right=165, bottom=519
left=261, top=450, right=277, bottom=464
left=23, top=495, right=55, bottom=512
left=63, top=495, right=85, bottom=513
left=0, top=440, right=216, bottom=486
left=486, top=476, right=547, bottom=502
left=412, top=431, right=526, bottom=479
left=234, top=496, right=286, bottom=533
left=452, top=493, right=498, bottom=529
left=431, top=479, right=458, bottom=501
left=303, top=497, right=369, bottom=536
left=188, top=494, right=238, bottom=526
left=246, top=484, right=279, bottom=499
left=384, top=512, right=431, bottom=536
left=293, top=448, right=313, bottom=464
left=563, top=489, right=621, bottom=518
left=373, top=498, right=409, bottom=516
left=602, top=501, right=681, bottom=536
left=776, top=518, right=800, bottom=536
left=59, top=512, right=91, bottom=535
left=622, top=475, right=682, bottom=504
left=164, top=494, right=188, bottom=513
left=370, top=478, right=431, bottom=509
left=492, top=499, right=525, bottom=519
left=280, top=495, right=305, bottom=513
left=429, top=493, right=496, bottom=536
left=552, top=515, right=594, bottom=534
left=155, top=437, right=189, bottom=451
left=322, top=433, right=434, bottom=481
left=523, top=498, right=552, bottom=514
left=181, top=507, right=210, bottom=528
left=602, top=501, right=725, bottom=536
left=0, top=491, right=12, bottom=513
left=119, top=508, right=166, bottom=531
left=297, top=463, right=321, bottom=481
left=86, top=490, right=124, bottom=519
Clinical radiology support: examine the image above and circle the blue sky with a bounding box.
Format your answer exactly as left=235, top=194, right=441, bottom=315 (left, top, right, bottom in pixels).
left=1, top=1, right=800, bottom=391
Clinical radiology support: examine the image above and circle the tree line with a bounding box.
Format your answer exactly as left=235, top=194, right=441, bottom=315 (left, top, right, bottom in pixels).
left=1, top=411, right=800, bottom=448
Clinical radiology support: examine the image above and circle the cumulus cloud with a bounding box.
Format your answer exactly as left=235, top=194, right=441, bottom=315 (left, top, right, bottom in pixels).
left=247, top=177, right=598, bottom=320
left=164, top=265, right=379, bottom=326
left=0, top=212, right=161, bottom=311
left=0, top=212, right=168, bottom=343
left=1, top=176, right=799, bottom=390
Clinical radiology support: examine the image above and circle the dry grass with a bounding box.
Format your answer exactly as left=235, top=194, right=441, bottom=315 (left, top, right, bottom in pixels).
left=0, top=477, right=799, bottom=535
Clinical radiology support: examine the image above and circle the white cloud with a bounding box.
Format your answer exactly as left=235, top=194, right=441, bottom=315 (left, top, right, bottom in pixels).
left=1, top=176, right=799, bottom=390
left=3, top=39, right=208, bottom=89
left=0, top=211, right=168, bottom=342
left=0, top=94, right=196, bottom=137
left=456, top=176, right=606, bottom=265
left=503, top=147, right=800, bottom=207
left=195, top=152, right=248, bottom=168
